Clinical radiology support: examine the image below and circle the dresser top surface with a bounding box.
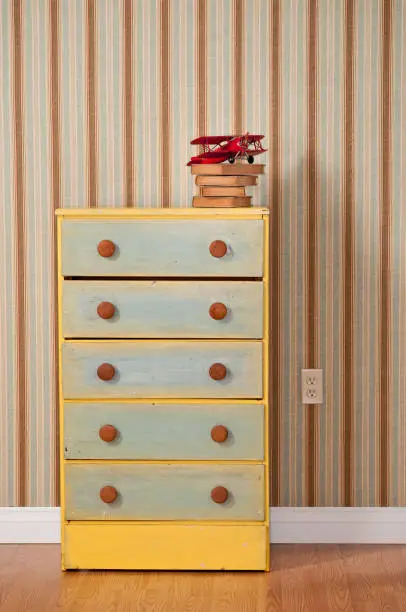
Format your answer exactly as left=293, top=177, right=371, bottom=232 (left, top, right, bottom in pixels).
left=55, top=207, right=270, bottom=220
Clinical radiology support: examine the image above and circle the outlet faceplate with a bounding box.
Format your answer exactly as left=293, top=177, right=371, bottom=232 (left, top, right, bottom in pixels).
left=302, top=369, right=323, bottom=404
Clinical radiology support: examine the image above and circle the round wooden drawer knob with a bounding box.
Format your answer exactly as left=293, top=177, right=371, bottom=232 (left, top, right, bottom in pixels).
left=209, top=302, right=228, bottom=320
left=97, top=363, right=116, bottom=381
left=97, top=239, right=116, bottom=258
left=97, top=301, right=115, bottom=320
left=209, top=363, right=227, bottom=381
left=211, top=425, right=229, bottom=443
left=99, top=424, right=118, bottom=443
left=209, top=240, right=227, bottom=258
left=211, top=486, right=229, bottom=504
left=100, top=485, right=118, bottom=504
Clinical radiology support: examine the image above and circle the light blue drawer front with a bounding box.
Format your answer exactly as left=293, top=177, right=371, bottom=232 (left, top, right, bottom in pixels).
left=64, top=402, right=264, bottom=460
left=65, top=464, right=265, bottom=521
left=62, top=280, right=263, bottom=339
left=61, top=219, right=264, bottom=277
left=61, top=341, right=263, bottom=399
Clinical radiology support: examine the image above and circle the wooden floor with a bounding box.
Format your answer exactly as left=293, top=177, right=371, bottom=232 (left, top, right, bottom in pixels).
left=0, top=545, right=406, bottom=611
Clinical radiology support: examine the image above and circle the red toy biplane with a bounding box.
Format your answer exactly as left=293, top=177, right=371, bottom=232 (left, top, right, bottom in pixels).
left=187, top=133, right=267, bottom=165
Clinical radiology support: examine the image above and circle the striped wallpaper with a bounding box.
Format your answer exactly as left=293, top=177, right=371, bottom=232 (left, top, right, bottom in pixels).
left=0, top=0, right=405, bottom=507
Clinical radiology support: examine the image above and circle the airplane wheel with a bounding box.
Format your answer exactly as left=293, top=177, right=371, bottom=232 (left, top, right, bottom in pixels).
left=228, top=157, right=235, bottom=164
left=247, top=155, right=254, bottom=164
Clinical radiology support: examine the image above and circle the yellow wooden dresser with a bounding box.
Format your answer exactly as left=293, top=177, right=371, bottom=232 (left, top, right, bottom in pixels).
left=56, top=207, right=270, bottom=571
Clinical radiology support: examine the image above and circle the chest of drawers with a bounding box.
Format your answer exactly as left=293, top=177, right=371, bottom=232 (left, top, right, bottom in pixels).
left=56, top=207, right=270, bottom=571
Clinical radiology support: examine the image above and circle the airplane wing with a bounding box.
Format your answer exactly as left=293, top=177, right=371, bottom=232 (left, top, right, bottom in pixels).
left=190, top=135, right=234, bottom=145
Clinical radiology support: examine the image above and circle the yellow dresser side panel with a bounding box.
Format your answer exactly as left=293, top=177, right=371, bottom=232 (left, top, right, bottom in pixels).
left=64, top=523, right=268, bottom=571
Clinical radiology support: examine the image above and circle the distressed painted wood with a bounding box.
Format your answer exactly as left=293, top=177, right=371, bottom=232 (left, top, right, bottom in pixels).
left=61, top=219, right=264, bottom=277
left=65, top=463, right=265, bottom=521
left=64, top=402, right=265, bottom=460
left=61, top=341, right=263, bottom=399
left=64, top=523, right=268, bottom=570
left=62, top=280, right=263, bottom=339
left=56, top=207, right=269, bottom=218
left=57, top=207, right=270, bottom=571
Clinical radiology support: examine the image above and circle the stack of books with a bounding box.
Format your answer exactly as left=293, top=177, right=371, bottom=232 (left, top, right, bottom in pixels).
left=190, top=164, right=265, bottom=207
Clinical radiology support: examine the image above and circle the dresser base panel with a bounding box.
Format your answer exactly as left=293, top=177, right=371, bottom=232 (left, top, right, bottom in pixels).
left=63, top=523, right=269, bottom=571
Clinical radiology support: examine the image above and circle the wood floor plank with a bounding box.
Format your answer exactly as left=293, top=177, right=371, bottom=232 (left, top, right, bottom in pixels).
left=339, top=545, right=400, bottom=612
left=280, top=545, right=332, bottom=611
left=316, top=545, right=354, bottom=612
left=389, top=547, right=406, bottom=609
left=0, top=544, right=406, bottom=611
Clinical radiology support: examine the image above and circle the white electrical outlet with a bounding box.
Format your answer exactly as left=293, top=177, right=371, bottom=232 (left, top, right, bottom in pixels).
left=301, top=369, right=323, bottom=404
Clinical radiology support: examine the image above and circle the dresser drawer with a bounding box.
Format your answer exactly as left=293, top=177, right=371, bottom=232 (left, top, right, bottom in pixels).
left=62, top=280, right=263, bottom=339
left=65, top=464, right=265, bottom=521
left=64, top=524, right=268, bottom=570
left=61, top=341, right=263, bottom=399
left=64, top=402, right=264, bottom=460
left=60, top=219, right=264, bottom=277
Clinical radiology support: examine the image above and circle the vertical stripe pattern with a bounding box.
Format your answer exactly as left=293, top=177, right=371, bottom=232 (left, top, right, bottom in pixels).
left=160, top=0, right=170, bottom=207
left=206, top=0, right=233, bottom=135
left=60, top=0, right=88, bottom=209
left=133, top=0, right=161, bottom=207
left=123, top=0, right=133, bottom=207
left=380, top=0, right=392, bottom=507
left=278, top=0, right=310, bottom=506
left=23, top=0, right=56, bottom=505
left=343, top=0, right=355, bottom=507
left=96, top=0, right=124, bottom=208
left=353, top=0, right=382, bottom=506
left=12, top=0, right=27, bottom=507
left=0, top=0, right=18, bottom=505
left=270, top=0, right=281, bottom=506
left=86, top=0, right=97, bottom=207
left=390, top=0, right=405, bottom=507
left=233, top=0, right=244, bottom=134
left=170, top=0, right=195, bottom=207
left=196, top=0, right=206, bottom=139
left=49, top=0, right=60, bottom=502
left=306, top=0, right=318, bottom=507
left=243, top=0, right=270, bottom=207
left=0, top=0, right=405, bottom=507
left=317, top=0, right=345, bottom=506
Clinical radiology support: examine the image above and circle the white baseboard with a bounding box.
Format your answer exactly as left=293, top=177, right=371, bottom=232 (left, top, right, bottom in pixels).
left=1, top=507, right=406, bottom=544
left=0, top=508, right=60, bottom=543
left=271, top=507, right=406, bottom=543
